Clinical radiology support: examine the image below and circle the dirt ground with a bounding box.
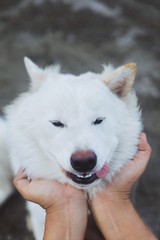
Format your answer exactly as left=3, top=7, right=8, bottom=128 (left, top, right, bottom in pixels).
left=0, top=0, right=160, bottom=239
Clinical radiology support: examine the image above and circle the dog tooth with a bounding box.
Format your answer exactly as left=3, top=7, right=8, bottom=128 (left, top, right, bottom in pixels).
left=76, top=173, right=92, bottom=178
left=77, top=174, right=84, bottom=178
left=86, top=173, right=92, bottom=178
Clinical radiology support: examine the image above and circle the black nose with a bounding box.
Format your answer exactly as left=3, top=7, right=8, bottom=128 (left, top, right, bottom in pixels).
left=70, top=151, right=97, bottom=172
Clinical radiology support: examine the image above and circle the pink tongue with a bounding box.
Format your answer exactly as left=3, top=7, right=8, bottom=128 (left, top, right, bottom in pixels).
left=96, top=164, right=109, bottom=179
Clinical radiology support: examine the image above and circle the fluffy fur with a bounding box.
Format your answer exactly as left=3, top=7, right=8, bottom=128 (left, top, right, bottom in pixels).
left=0, top=58, right=142, bottom=239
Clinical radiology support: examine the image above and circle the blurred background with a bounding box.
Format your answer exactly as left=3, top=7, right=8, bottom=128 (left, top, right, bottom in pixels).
left=0, top=0, right=159, bottom=239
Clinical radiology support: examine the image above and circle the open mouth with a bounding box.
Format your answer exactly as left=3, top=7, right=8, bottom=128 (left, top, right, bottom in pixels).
left=67, top=172, right=98, bottom=185
left=67, top=163, right=109, bottom=185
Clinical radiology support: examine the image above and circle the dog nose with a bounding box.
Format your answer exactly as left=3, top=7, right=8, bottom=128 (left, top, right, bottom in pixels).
left=70, top=150, right=97, bottom=172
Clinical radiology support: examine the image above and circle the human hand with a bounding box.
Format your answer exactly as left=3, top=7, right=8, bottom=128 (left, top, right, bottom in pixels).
left=13, top=170, right=87, bottom=211
left=13, top=172, right=88, bottom=240
left=88, top=132, right=153, bottom=240
left=91, top=132, right=151, bottom=203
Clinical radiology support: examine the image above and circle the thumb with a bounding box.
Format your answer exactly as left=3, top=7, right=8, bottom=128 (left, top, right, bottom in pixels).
left=13, top=169, right=48, bottom=203
left=133, top=133, right=152, bottom=174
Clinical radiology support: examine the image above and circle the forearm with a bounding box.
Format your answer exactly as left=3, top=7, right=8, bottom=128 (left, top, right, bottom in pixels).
left=90, top=198, right=157, bottom=240
left=43, top=212, right=67, bottom=239
left=43, top=200, right=87, bottom=240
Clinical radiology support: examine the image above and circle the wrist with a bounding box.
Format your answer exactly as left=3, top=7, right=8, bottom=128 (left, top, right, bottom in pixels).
left=90, top=194, right=157, bottom=240
left=43, top=212, right=67, bottom=240
left=90, top=188, right=131, bottom=209
left=43, top=198, right=88, bottom=240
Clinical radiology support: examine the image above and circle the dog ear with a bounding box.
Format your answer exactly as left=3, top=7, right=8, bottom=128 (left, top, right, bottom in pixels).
left=103, top=63, right=137, bottom=97
left=24, top=57, right=45, bottom=91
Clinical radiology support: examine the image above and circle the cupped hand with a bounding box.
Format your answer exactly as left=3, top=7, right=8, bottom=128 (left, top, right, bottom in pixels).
left=103, top=132, right=151, bottom=200
left=13, top=170, right=87, bottom=212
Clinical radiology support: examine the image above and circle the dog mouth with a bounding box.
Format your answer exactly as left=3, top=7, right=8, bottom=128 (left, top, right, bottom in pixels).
left=67, top=172, right=98, bottom=185
left=67, top=164, right=109, bottom=185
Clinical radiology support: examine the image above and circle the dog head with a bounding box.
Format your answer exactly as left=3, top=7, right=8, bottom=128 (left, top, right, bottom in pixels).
left=8, top=58, right=142, bottom=191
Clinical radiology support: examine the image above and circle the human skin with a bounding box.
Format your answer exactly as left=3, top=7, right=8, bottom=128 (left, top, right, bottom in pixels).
left=89, top=133, right=157, bottom=240
left=13, top=170, right=88, bottom=240
left=13, top=133, right=157, bottom=240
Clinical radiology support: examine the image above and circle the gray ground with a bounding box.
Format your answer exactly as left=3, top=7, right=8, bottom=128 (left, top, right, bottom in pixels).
left=0, top=0, right=160, bottom=239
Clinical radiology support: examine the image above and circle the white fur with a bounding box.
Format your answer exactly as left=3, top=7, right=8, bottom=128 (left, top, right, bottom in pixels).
left=0, top=118, right=13, bottom=204
left=0, top=58, right=142, bottom=239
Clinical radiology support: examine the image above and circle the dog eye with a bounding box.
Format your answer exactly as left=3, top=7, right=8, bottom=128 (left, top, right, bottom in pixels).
left=92, top=117, right=105, bottom=125
left=50, top=120, right=65, bottom=128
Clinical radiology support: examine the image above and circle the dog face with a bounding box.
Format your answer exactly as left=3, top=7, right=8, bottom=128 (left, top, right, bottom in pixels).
left=7, top=58, right=142, bottom=191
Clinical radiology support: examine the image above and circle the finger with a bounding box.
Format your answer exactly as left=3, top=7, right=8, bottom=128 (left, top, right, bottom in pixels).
left=135, top=133, right=151, bottom=161
left=13, top=168, right=87, bottom=209
left=14, top=177, right=48, bottom=204
left=14, top=168, right=27, bottom=180
left=13, top=171, right=31, bottom=200
left=13, top=169, right=46, bottom=202
left=13, top=168, right=28, bottom=189
left=114, top=133, right=151, bottom=182
left=138, top=132, right=151, bottom=154
left=133, top=133, right=151, bottom=166
left=129, top=133, right=151, bottom=179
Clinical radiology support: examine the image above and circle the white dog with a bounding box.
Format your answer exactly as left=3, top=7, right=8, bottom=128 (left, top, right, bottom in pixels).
left=0, top=58, right=142, bottom=239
